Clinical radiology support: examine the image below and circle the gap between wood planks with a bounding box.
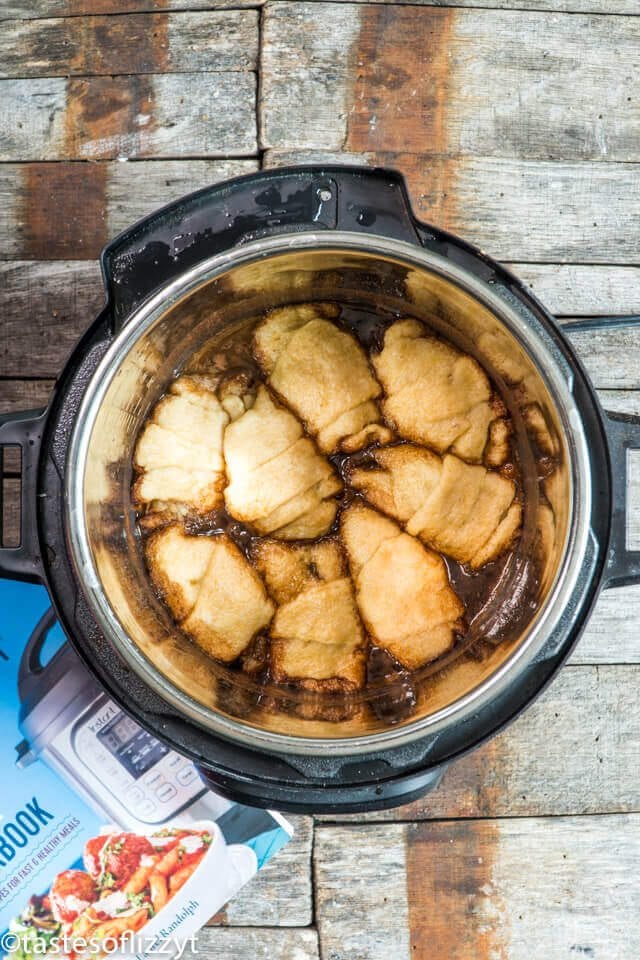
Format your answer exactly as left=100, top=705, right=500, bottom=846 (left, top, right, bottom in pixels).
left=315, top=805, right=640, bottom=825
left=2, top=3, right=638, bottom=23
left=2, top=158, right=640, bottom=168
left=256, top=0, right=267, bottom=167
left=0, top=4, right=266, bottom=23
left=269, top=0, right=639, bottom=13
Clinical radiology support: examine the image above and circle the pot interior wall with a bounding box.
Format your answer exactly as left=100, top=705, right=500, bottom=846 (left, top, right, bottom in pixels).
left=80, top=246, right=570, bottom=742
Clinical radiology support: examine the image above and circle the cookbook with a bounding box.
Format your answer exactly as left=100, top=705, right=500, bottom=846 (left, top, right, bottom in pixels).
left=0, top=578, right=292, bottom=959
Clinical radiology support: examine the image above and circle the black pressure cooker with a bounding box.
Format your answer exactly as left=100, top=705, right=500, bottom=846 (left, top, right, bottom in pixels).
left=1, top=166, right=638, bottom=813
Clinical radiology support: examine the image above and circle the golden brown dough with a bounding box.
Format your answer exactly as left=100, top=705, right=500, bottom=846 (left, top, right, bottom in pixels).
left=372, top=319, right=508, bottom=464
left=223, top=385, right=341, bottom=539
left=254, top=303, right=392, bottom=453
left=133, top=376, right=229, bottom=516
left=349, top=445, right=521, bottom=569
left=341, top=503, right=464, bottom=670
left=253, top=539, right=366, bottom=690
left=146, top=523, right=217, bottom=621
left=523, top=402, right=559, bottom=458
left=146, top=525, right=274, bottom=663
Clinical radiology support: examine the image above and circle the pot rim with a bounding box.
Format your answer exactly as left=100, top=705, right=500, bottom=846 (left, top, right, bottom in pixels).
left=65, top=231, right=593, bottom=757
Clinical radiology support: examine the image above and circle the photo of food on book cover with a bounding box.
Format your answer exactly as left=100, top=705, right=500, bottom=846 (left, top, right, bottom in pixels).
left=0, top=579, right=292, bottom=959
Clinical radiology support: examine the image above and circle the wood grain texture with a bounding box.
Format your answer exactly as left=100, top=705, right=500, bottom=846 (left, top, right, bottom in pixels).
left=315, top=823, right=412, bottom=958
left=0, top=1, right=263, bottom=18
left=261, top=3, right=640, bottom=161
left=316, top=665, right=640, bottom=820
left=210, top=816, right=313, bottom=926
left=265, top=149, right=640, bottom=263
left=0, top=11, right=258, bottom=78
left=0, top=260, right=105, bottom=376
left=6, top=260, right=640, bottom=381
left=104, top=158, right=258, bottom=234
left=2, top=259, right=637, bottom=317
left=1, top=478, right=20, bottom=547
left=0, top=381, right=55, bottom=413
left=2, top=0, right=636, bottom=17
left=508, top=264, right=640, bottom=317
left=0, top=159, right=258, bottom=259
left=281, top=0, right=638, bottom=13
left=565, top=322, right=640, bottom=389
left=0, top=73, right=256, bottom=160
left=3, top=154, right=639, bottom=266
left=314, top=817, right=640, bottom=960
left=184, top=927, right=319, bottom=960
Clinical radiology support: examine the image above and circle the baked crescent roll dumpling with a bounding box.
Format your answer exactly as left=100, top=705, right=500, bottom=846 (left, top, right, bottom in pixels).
left=372, top=319, right=509, bottom=465
left=254, top=303, right=392, bottom=453
left=253, top=539, right=366, bottom=690
left=341, top=503, right=464, bottom=670
left=146, top=524, right=274, bottom=663
left=223, top=384, right=342, bottom=539
left=348, top=444, right=521, bottom=569
left=133, top=376, right=229, bottom=516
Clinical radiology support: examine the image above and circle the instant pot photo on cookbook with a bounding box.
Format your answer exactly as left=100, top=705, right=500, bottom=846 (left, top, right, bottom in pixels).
left=2, top=165, right=640, bottom=815
left=0, top=577, right=292, bottom=960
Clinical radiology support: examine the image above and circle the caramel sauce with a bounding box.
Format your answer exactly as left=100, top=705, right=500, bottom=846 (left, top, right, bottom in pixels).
left=138, top=299, right=547, bottom=725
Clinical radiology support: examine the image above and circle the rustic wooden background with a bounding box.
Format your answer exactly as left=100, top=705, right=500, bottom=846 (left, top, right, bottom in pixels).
left=1, top=1, right=639, bottom=957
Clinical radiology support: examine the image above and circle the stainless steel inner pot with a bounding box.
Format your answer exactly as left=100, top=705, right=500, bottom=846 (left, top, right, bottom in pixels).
left=66, top=233, right=591, bottom=757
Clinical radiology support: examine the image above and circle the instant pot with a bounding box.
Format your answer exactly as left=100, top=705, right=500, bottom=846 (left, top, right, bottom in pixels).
left=2, top=165, right=639, bottom=814
left=15, top=607, right=230, bottom=829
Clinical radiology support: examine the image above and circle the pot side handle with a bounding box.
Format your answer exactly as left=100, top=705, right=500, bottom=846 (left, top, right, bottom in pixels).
left=561, top=316, right=640, bottom=589
left=0, top=409, right=46, bottom=584
left=602, top=409, right=640, bottom=589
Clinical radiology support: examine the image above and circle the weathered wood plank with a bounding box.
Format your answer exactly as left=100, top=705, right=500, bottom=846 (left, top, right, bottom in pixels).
left=292, top=0, right=640, bottom=11
left=209, top=816, right=313, bottom=926
left=0, top=11, right=258, bottom=79
left=2, top=259, right=637, bottom=319
left=2, top=0, right=637, bottom=17
left=104, top=158, right=258, bottom=235
left=578, top=583, right=640, bottom=665
left=314, top=816, right=640, bottom=960
left=3, top=258, right=640, bottom=387
left=508, top=264, right=640, bottom=317
left=0, top=159, right=258, bottom=259
left=565, top=322, right=640, bottom=390
left=183, top=927, right=319, bottom=960
left=318, top=665, right=640, bottom=821
left=0, top=380, right=55, bottom=412
left=0, top=1, right=263, bottom=18
left=317, top=823, right=412, bottom=959
left=2, top=478, right=20, bottom=547
left=0, top=73, right=256, bottom=161
left=0, top=261, right=105, bottom=376
left=264, top=150, right=640, bottom=263
left=261, top=3, right=640, bottom=162
left=2, top=157, right=638, bottom=268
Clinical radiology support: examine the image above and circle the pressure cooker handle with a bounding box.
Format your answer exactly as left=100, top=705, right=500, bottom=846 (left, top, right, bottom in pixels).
left=17, top=606, right=58, bottom=701
left=602, top=410, right=640, bottom=589
left=101, top=165, right=425, bottom=327
left=0, top=409, right=46, bottom=584
left=560, top=316, right=640, bottom=588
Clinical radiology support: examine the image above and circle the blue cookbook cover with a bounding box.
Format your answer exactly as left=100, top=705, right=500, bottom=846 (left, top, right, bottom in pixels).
left=0, top=579, right=291, bottom=959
